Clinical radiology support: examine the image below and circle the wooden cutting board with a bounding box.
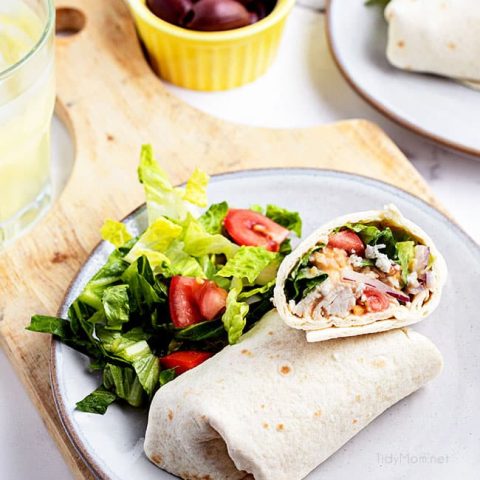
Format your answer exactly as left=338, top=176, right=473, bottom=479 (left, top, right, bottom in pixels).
left=0, top=0, right=442, bottom=479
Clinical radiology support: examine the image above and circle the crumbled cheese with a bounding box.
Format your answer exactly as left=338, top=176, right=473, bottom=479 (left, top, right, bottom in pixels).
left=365, top=244, right=392, bottom=273
left=350, top=254, right=364, bottom=268
left=407, top=271, right=420, bottom=288
left=375, top=255, right=392, bottom=273
left=365, top=244, right=385, bottom=259
left=354, top=282, right=366, bottom=298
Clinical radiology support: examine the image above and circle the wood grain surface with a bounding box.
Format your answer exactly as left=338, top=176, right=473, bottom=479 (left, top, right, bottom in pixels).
left=0, top=0, right=442, bottom=478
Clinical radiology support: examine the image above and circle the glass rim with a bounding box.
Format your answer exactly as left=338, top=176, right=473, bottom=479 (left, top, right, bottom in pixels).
left=0, top=0, right=55, bottom=81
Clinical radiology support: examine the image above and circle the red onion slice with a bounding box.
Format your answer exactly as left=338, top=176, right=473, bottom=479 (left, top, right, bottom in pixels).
left=342, top=270, right=410, bottom=304
left=425, top=271, right=435, bottom=289
left=414, top=245, right=430, bottom=274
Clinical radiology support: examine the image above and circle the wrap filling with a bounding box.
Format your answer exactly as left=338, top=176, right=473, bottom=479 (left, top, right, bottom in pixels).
left=285, top=221, right=435, bottom=322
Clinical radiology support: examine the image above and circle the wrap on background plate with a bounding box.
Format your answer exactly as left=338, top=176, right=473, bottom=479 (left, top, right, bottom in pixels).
left=385, top=0, right=480, bottom=84
left=144, top=310, right=443, bottom=480
left=274, top=204, right=447, bottom=342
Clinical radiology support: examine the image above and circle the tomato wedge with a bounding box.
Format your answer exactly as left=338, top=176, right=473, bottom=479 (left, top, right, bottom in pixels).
left=195, top=280, right=228, bottom=321
left=160, top=351, right=213, bottom=375
left=363, top=287, right=390, bottom=313
left=224, top=209, right=289, bottom=252
left=169, top=276, right=203, bottom=328
left=169, top=276, right=228, bottom=328
left=328, top=230, right=365, bottom=256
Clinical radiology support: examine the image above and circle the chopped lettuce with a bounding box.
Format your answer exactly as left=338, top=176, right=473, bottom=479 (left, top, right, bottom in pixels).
left=396, top=241, right=415, bottom=284
left=238, top=280, right=275, bottom=300
left=121, top=257, right=165, bottom=324
left=97, top=327, right=160, bottom=396
left=183, top=217, right=238, bottom=259
left=284, top=245, right=327, bottom=301
left=289, top=268, right=328, bottom=301
left=77, top=247, right=131, bottom=310
left=27, top=314, right=102, bottom=360
left=217, top=246, right=278, bottom=284
left=102, top=285, right=130, bottom=329
left=138, top=145, right=188, bottom=222
left=265, top=205, right=302, bottom=237
left=28, top=145, right=302, bottom=414
left=103, top=363, right=144, bottom=407
left=344, top=223, right=400, bottom=259
left=159, top=368, right=177, bottom=387
left=198, top=201, right=228, bottom=235
left=249, top=204, right=302, bottom=237
left=165, top=240, right=205, bottom=277
left=174, top=320, right=225, bottom=341
left=184, top=168, right=209, bottom=207
left=76, top=387, right=117, bottom=414
left=222, top=287, right=249, bottom=344
left=138, top=145, right=209, bottom=222
left=365, top=0, right=390, bottom=6
left=125, top=217, right=182, bottom=265
left=101, top=219, right=132, bottom=248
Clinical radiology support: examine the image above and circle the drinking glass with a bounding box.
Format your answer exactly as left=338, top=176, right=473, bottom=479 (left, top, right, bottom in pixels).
left=0, top=0, right=55, bottom=246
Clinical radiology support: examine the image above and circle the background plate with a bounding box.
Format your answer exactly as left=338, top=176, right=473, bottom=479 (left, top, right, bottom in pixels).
left=326, top=0, right=480, bottom=157
left=52, top=169, right=480, bottom=479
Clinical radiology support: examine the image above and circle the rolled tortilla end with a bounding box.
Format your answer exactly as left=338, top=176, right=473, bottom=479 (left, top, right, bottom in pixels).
left=273, top=204, right=447, bottom=342
left=385, top=0, right=480, bottom=82
left=144, top=311, right=443, bottom=480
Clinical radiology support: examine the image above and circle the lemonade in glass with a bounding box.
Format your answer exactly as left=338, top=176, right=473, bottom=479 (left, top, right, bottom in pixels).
left=0, top=0, right=55, bottom=246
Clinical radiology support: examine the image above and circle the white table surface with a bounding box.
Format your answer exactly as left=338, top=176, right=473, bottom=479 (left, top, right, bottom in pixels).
left=1, top=5, right=479, bottom=479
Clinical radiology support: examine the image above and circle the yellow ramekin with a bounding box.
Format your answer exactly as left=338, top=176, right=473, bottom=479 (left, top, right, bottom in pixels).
left=127, top=0, right=295, bottom=90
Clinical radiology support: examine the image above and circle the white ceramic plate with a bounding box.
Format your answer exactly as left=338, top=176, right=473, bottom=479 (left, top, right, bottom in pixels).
left=52, top=169, right=480, bottom=479
left=326, top=0, right=480, bottom=157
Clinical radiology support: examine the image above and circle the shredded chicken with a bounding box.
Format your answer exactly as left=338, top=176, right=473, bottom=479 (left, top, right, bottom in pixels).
left=312, top=283, right=356, bottom=319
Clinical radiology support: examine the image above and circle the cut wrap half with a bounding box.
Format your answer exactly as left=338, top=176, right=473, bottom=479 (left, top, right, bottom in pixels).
left=274, top=204, right=447, bottom=342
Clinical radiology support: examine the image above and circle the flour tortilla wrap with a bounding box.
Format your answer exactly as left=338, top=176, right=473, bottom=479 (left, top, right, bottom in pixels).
left=144, top=310, right=443, bottom=480
left=385, top=0, right=480, bottom=83
left=274, top=204, right=447, bottom=342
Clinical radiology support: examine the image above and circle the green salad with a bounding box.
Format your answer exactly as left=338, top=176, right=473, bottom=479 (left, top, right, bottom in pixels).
left=27, top=146, right=302, bottom=414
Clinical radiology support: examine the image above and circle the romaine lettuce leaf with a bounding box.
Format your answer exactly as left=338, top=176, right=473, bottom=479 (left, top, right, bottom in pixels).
left=247, top=204, right=301, bottom=237
left=138, top=145, right=189, bottom=222
left=77, top=247, right=131, bottom=310
left=217, top=246, right=278, bottom=284
left=159, top=368, right=177, bottom=387
left=174, top=320, right=225, bottom=341
left=165, top=240, right=205, bottom=277
left=27, top=315, right=102, bottom=360
left=198, top=201, right=228, bottom=235
left=265, top=205, right=302, bottom=237
left=222, top=288, right=249, bottom=344
left=289, top=268, right=328, bottom=301
left=183, top=168, right=209, bottom=207
left=284, top=245, right=325, bottom=301
left=103, top=363, right=144, bottom=407
left=344, top=223, right=398, bottom=258
left=96, top=327, right=160, bottom=395
left=138, top=145, right=210, bottom=223
left=121, top=257, right=165, bottom=325
left=238, top=280, right=275, bottom=300
left=396, top=241, right=415, bottom=284
left=76, top=387, right=117, bottom=414
left=124, top=216, right=182, bottom=265
left=102, top=285, right=130, bottom=330
left=101, top=219, right=132, bottom=248
left=365, top=0, right=390, bottom=7
left=183, top=217, right=238, bottom=259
